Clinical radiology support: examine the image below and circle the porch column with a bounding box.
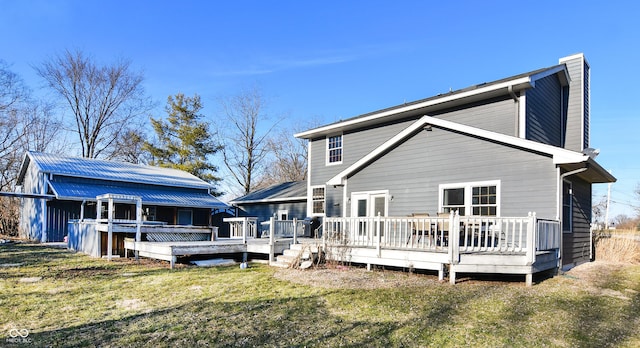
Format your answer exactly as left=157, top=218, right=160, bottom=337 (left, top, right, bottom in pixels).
left=135, top=198, right=142, bottom=260
left=525, top=212, right=536, bottom=265
left=269, top=217, right=275, bottom=265
left=292, top=218, right=298, bottom=244
left=107, top=197, right=114, bottom=261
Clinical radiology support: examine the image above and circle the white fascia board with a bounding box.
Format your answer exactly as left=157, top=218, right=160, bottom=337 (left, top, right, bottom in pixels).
left=327, top=115, right=588, bottom=186
left=530, top=65, right=570, bottom=86
left=327, top=116, right=432, bottom=186
left=295, top=77, right=532, bottom=139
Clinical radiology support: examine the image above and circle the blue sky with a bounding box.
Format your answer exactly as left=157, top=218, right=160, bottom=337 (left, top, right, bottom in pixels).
left=1, top=0, right=638, bottom=218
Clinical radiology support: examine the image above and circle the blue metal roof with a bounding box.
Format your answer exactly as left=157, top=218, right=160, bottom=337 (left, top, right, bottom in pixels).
left=24, top=151, right=211, bottom=190
left=48, top=181, right=228, bottom=209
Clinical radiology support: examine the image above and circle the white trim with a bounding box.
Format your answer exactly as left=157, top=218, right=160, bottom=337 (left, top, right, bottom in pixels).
left=518, top=90, right=527, bottom=138
left=310, top=185, right=326, bottom=217
left=325, top=134, right=343, bottom=166
left=438, top=180, right=501, bottom=216
left=342, top=180, right=348, bottom=217
left=306, top=143, right=313, bottom=216
left=295, top=77, right=533, bottom=139
left=277, top=209, right=289, bottom=221
left=350, top=190, right=389, bottom=217
left=327, top=115, right=589, bottom=186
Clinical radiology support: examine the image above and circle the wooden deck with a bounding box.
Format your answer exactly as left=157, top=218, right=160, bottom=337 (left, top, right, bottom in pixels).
left=323, top=213, right=562, bottom=285
left=123, top=238, right=292, bottom=269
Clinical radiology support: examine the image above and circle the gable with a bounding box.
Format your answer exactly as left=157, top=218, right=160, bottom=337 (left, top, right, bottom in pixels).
left=346, top=125, right=559, bottom=218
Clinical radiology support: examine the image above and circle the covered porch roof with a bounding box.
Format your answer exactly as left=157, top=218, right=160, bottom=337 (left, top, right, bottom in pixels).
left=48, top=180, right=228, bottom=209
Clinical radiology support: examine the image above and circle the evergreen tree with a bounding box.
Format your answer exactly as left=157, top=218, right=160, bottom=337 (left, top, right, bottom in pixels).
left=144, top=93, right=223, bottom=195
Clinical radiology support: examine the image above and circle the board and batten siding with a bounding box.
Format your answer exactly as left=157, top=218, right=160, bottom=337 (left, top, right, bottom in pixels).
left=563, top=177, right=592, bottom=268
left=345, top=126, right=558, bottom=219
left=560, top=54, right=589, bottom=152
left=428, top=96, right=518, bottom=136
left=525, top=74, right=564, bottom=147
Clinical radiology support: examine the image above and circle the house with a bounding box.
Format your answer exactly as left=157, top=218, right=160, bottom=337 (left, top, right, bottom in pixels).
left=230, top=181, right=307, bottom=224
left=293, top=53, right=615, bottom=283
left=16, top=151, right=228, bottom=256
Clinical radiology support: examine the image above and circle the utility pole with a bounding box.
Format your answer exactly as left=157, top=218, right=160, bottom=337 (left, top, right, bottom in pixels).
left=605, top=180, right=612, bottom=230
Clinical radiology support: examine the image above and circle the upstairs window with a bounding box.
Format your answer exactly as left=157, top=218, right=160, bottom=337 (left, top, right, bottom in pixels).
left=327, top=135, right=343, bottom=165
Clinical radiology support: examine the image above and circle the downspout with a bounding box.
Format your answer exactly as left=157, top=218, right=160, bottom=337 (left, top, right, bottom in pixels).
left=557, top=166, right=589, bottom=269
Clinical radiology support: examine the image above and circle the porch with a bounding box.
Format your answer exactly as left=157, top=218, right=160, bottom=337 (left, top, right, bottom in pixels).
left=322, top=212, right=561, bottom=286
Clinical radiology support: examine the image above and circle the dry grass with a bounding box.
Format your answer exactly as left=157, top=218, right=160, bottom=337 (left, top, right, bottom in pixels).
left=1, top=241, right=640, bottom=347
left=595, top=233, right=640, bottom=263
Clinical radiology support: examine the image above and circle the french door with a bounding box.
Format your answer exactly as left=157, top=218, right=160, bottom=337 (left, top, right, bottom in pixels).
left=351, top=191, right=388, bottom=236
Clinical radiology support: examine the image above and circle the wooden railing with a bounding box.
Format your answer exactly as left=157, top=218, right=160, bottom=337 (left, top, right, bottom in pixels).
left=223, top=217, right=258, bottom=242
left=260, top=219, right=305, bottom=239
left=324, top=212, right=561, bottom=263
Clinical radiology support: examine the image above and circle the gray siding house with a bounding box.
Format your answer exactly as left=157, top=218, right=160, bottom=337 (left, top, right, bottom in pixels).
left=230, top=181, right=307, bottom=223
left=16, top=151, right=228, bottom=255
left=294, top=53, right=615, bottom=281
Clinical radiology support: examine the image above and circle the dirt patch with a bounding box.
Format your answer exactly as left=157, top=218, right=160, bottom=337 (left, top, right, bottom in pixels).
left=273, top=265, right=441, bottom=289
left=564, top=260, right=636, bottom=300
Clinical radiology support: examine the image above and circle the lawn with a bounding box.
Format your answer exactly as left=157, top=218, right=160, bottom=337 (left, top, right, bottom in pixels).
left=1, top=242, right=639, bottom=347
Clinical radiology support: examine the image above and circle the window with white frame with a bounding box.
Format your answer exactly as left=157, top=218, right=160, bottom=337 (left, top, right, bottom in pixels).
left=562, top=181, right=573, bottom=232
left=327, top=135, right=343, bottom=164
left=440, top=181, right=500, bottom=216
left=312, top=186, right=325, bottom=215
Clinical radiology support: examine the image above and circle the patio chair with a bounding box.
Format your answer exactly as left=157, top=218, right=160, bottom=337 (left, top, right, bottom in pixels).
left=406, top=213, right=429, bottom=246
left=436, top=212, right=451, bottom=246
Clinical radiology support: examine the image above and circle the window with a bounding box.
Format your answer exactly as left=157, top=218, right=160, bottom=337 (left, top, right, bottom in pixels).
left=443, top=188, right=465, bottom=215
left=312, top=186, right=325, bottom=215
left=277, top=210, right=288, bottom=221
left=472, top=186, right=497, bottom=216
left=440, top=181, right=500, bottom=216
left=327, top=135, right=343, bottom=164
left=563, top=181, right=573, bottom=232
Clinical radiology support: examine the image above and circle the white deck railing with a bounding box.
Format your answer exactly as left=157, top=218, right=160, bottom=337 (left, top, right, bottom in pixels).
left=260, top=219, right=305, bottom=239
left=324, top=212, right=560, bottom=263
left=223, top=217, right=258, bottom=242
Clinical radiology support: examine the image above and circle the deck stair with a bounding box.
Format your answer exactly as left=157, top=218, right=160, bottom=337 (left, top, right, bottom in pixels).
left=273, top=242, right=322, bottom=268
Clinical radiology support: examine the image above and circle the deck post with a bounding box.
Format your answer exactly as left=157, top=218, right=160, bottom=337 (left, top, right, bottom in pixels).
left=107, top=197, right=114, bottom=261
left=449, top=211, right=459, bottom=264
left=525, top=273, right=533, bottom=286
left=526, top=212, right=536, bottom=265
left=293, top=218, right=298, bottom=244
left=269, top=217, right=275, bottom=265
left=242, top=218, right=248, bottom=244
left=135, top=198, right=142, bottom=260
left=376, top=213, right=381, bottom=257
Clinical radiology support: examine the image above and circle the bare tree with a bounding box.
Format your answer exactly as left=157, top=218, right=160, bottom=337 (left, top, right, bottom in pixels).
left=218, top=86, right=277, bottom=195
left=35, top=49, right=152, bottom=158
left=0, top=60, right=29, bottom=192
left=0, top=62, right=65, bottom=235
left=262, top=126, right=308, bottom=185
